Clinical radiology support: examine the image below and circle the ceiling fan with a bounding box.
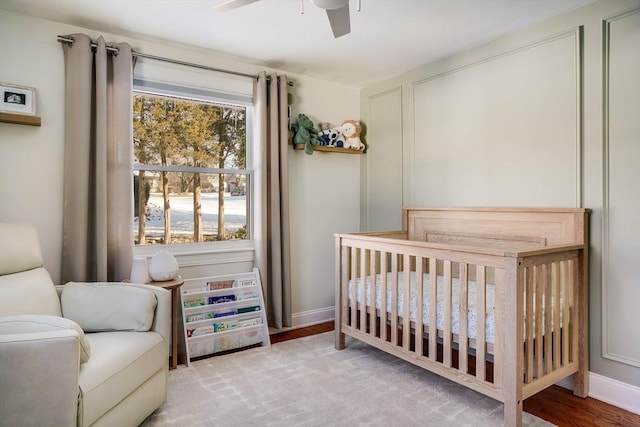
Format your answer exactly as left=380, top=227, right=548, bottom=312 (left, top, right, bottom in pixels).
left=215, top=0, right=359, bottom=39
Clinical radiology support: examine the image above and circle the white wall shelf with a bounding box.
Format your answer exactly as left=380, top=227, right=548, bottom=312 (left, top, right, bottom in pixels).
left=292, top=143, right=364, bottom=154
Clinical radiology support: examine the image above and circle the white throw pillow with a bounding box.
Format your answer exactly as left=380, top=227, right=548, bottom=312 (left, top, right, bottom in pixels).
left=0, top=314, right=91, bottom=363
left=61, top=282, right=157, bottom=332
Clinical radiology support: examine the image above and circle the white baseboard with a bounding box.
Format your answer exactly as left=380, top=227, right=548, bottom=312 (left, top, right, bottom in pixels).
left=556, top=372, right=640, bottom=415
left=589, top=372, right=640, bottom=415
left=269, top=306, right=334, bottom=334
left=292, top=306, right=334, bottom=328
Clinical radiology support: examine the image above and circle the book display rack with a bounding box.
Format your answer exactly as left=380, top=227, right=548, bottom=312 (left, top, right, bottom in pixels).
left=180, top=268, right=270, bottom=365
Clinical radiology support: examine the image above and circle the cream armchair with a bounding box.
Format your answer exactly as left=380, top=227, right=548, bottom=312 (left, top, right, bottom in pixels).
left=0, top=223, right=170, bottom=427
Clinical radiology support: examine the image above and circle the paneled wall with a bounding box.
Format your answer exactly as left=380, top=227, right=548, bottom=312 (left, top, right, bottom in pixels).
left=360, top=0, right=640, bottom=389
left=362, top=88, right=403, bottom=230
left=411, top=29, right=580, bottom=208
left=601, top=8, right=640, bottom=368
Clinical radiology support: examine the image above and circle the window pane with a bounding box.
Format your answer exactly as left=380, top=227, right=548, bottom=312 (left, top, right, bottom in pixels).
left=133, top=94, right=246, bottom=169
left=132, top=91, right=249, bottom=246
left=134, top=171, right=248, bottom=245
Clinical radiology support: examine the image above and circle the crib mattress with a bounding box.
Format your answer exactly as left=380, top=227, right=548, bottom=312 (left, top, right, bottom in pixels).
left=349, top=272, right=496, bottom=344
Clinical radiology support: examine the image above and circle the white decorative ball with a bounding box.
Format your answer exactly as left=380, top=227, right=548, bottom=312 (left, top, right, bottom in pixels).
left=148, top=250, right=178, bottom=282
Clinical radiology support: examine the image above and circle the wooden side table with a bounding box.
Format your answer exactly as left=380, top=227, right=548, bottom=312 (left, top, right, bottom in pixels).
left=149, top=277, right=184, bottom=369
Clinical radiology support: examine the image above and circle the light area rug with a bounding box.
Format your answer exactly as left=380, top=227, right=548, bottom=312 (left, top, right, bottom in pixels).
left=141, top=332, right=554, bottom=427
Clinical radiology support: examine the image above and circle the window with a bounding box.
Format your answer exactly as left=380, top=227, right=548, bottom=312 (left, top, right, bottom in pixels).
left=132, top=79, right=252, bottom=249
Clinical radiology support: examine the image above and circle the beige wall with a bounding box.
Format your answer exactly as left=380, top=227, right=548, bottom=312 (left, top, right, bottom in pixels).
left=360, top=0, right=640, bottom=390
left=0, top=10, right=360, bottom=327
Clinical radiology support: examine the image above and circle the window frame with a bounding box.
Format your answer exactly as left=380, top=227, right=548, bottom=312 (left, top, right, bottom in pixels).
left=132, top=78, right=255, bottom=257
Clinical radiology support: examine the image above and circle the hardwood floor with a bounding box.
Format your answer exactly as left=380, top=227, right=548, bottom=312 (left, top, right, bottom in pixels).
left=270, top=321, right=335, bottom=344
left=270, top=322, right=640, bottom=427
left=524, top=384, right=640, bottom=427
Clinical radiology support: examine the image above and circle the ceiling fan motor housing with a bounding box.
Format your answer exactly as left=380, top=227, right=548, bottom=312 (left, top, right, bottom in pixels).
left=311, top=0, right=349, bottom=10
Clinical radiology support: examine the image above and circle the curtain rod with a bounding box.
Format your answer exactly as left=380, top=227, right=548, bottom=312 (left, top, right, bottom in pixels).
left=56, top=35, right=293, bottom=86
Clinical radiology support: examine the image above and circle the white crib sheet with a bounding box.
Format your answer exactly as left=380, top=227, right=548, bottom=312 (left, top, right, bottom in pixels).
left=349, top=272, right=496, bottom=344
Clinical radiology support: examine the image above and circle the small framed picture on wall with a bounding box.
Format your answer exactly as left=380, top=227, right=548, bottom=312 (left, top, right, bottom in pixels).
left=0, top=83, right=36, bottom=115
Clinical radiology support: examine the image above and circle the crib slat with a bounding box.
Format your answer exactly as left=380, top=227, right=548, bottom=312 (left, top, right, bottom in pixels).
left=350, top=247, right=357, bottom=328
left=493, top=268, right=505, bottom=389
left=476, top=265, right=486, bottom=382
left=415, top=256, right=424, bottom=357
left=443, top=260, right=452, bottom=367
left=571, top=259, right=578, bottom=363
left=544, top=263, right=553, bottom=375
left=459, top=263, right=469, bottom=375
left=391, top=253, right=399, bottom=346
left=429, top=258, right=437, bottom=361
left=553, top=262, right=561, bottom=370
left=403, top=254, right=411, bottom=351
left=562, top=260, right=570, bottom=366
left=381, top=253, right=388, bottom=342
left=360, top=249, right=367, bottom=333
left=525, top=266, right=534, bottom=383
left=536, top=265, right=544, bottom=379
left=369, top=250, right=377, bottom=338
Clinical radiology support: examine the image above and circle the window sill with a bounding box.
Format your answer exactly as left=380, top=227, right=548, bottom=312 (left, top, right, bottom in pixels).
left=135, top=242, right=255, bottom=270
left=135, top=240, right=254, bottom=258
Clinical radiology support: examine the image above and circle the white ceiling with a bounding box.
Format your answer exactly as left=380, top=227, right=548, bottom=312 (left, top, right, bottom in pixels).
left=1, top=0, right=595, bottom=88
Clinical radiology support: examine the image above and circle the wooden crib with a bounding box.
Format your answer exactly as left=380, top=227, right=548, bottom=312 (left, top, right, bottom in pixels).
left=334, top=208, right=589, bottom=427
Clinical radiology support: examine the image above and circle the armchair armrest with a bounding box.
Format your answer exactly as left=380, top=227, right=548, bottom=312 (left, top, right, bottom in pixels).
left=0, top=327, right=81, bottom=427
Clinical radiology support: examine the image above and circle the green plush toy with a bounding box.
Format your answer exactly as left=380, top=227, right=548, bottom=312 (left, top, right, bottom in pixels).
left=292, top=113, right=322, bottom=155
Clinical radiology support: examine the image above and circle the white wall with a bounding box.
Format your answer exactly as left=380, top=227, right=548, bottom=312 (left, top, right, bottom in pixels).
left=0, top=14, right=66, bottom=276
left=288, top=81, right=361, bottom=320
left=360, top=0, right=640, bottom=399
left=0, top=10, right=360, bottom=327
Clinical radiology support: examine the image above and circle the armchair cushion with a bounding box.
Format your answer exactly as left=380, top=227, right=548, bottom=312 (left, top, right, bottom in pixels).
left=79, top=331, right=166, bottom=426
left=0, top=222, right=61, bottom=317
left=0, top=268, right=62, bottom=317
left=0, top=314, right=91, bottom=363
left=61, top=282, right=157, bottom=332
left=0, top=222, right=44, bottom=275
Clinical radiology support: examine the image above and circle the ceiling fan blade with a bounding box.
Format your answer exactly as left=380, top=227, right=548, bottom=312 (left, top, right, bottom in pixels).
left=215, top=0, right=260, bottom=12
left=326, top=4, right=350, bottom=38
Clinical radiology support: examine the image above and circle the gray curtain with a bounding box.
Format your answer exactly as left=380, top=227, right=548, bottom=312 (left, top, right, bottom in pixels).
left=61, top=34, right=134, bottom=283
left=254, top=72, right=292, bottom=329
